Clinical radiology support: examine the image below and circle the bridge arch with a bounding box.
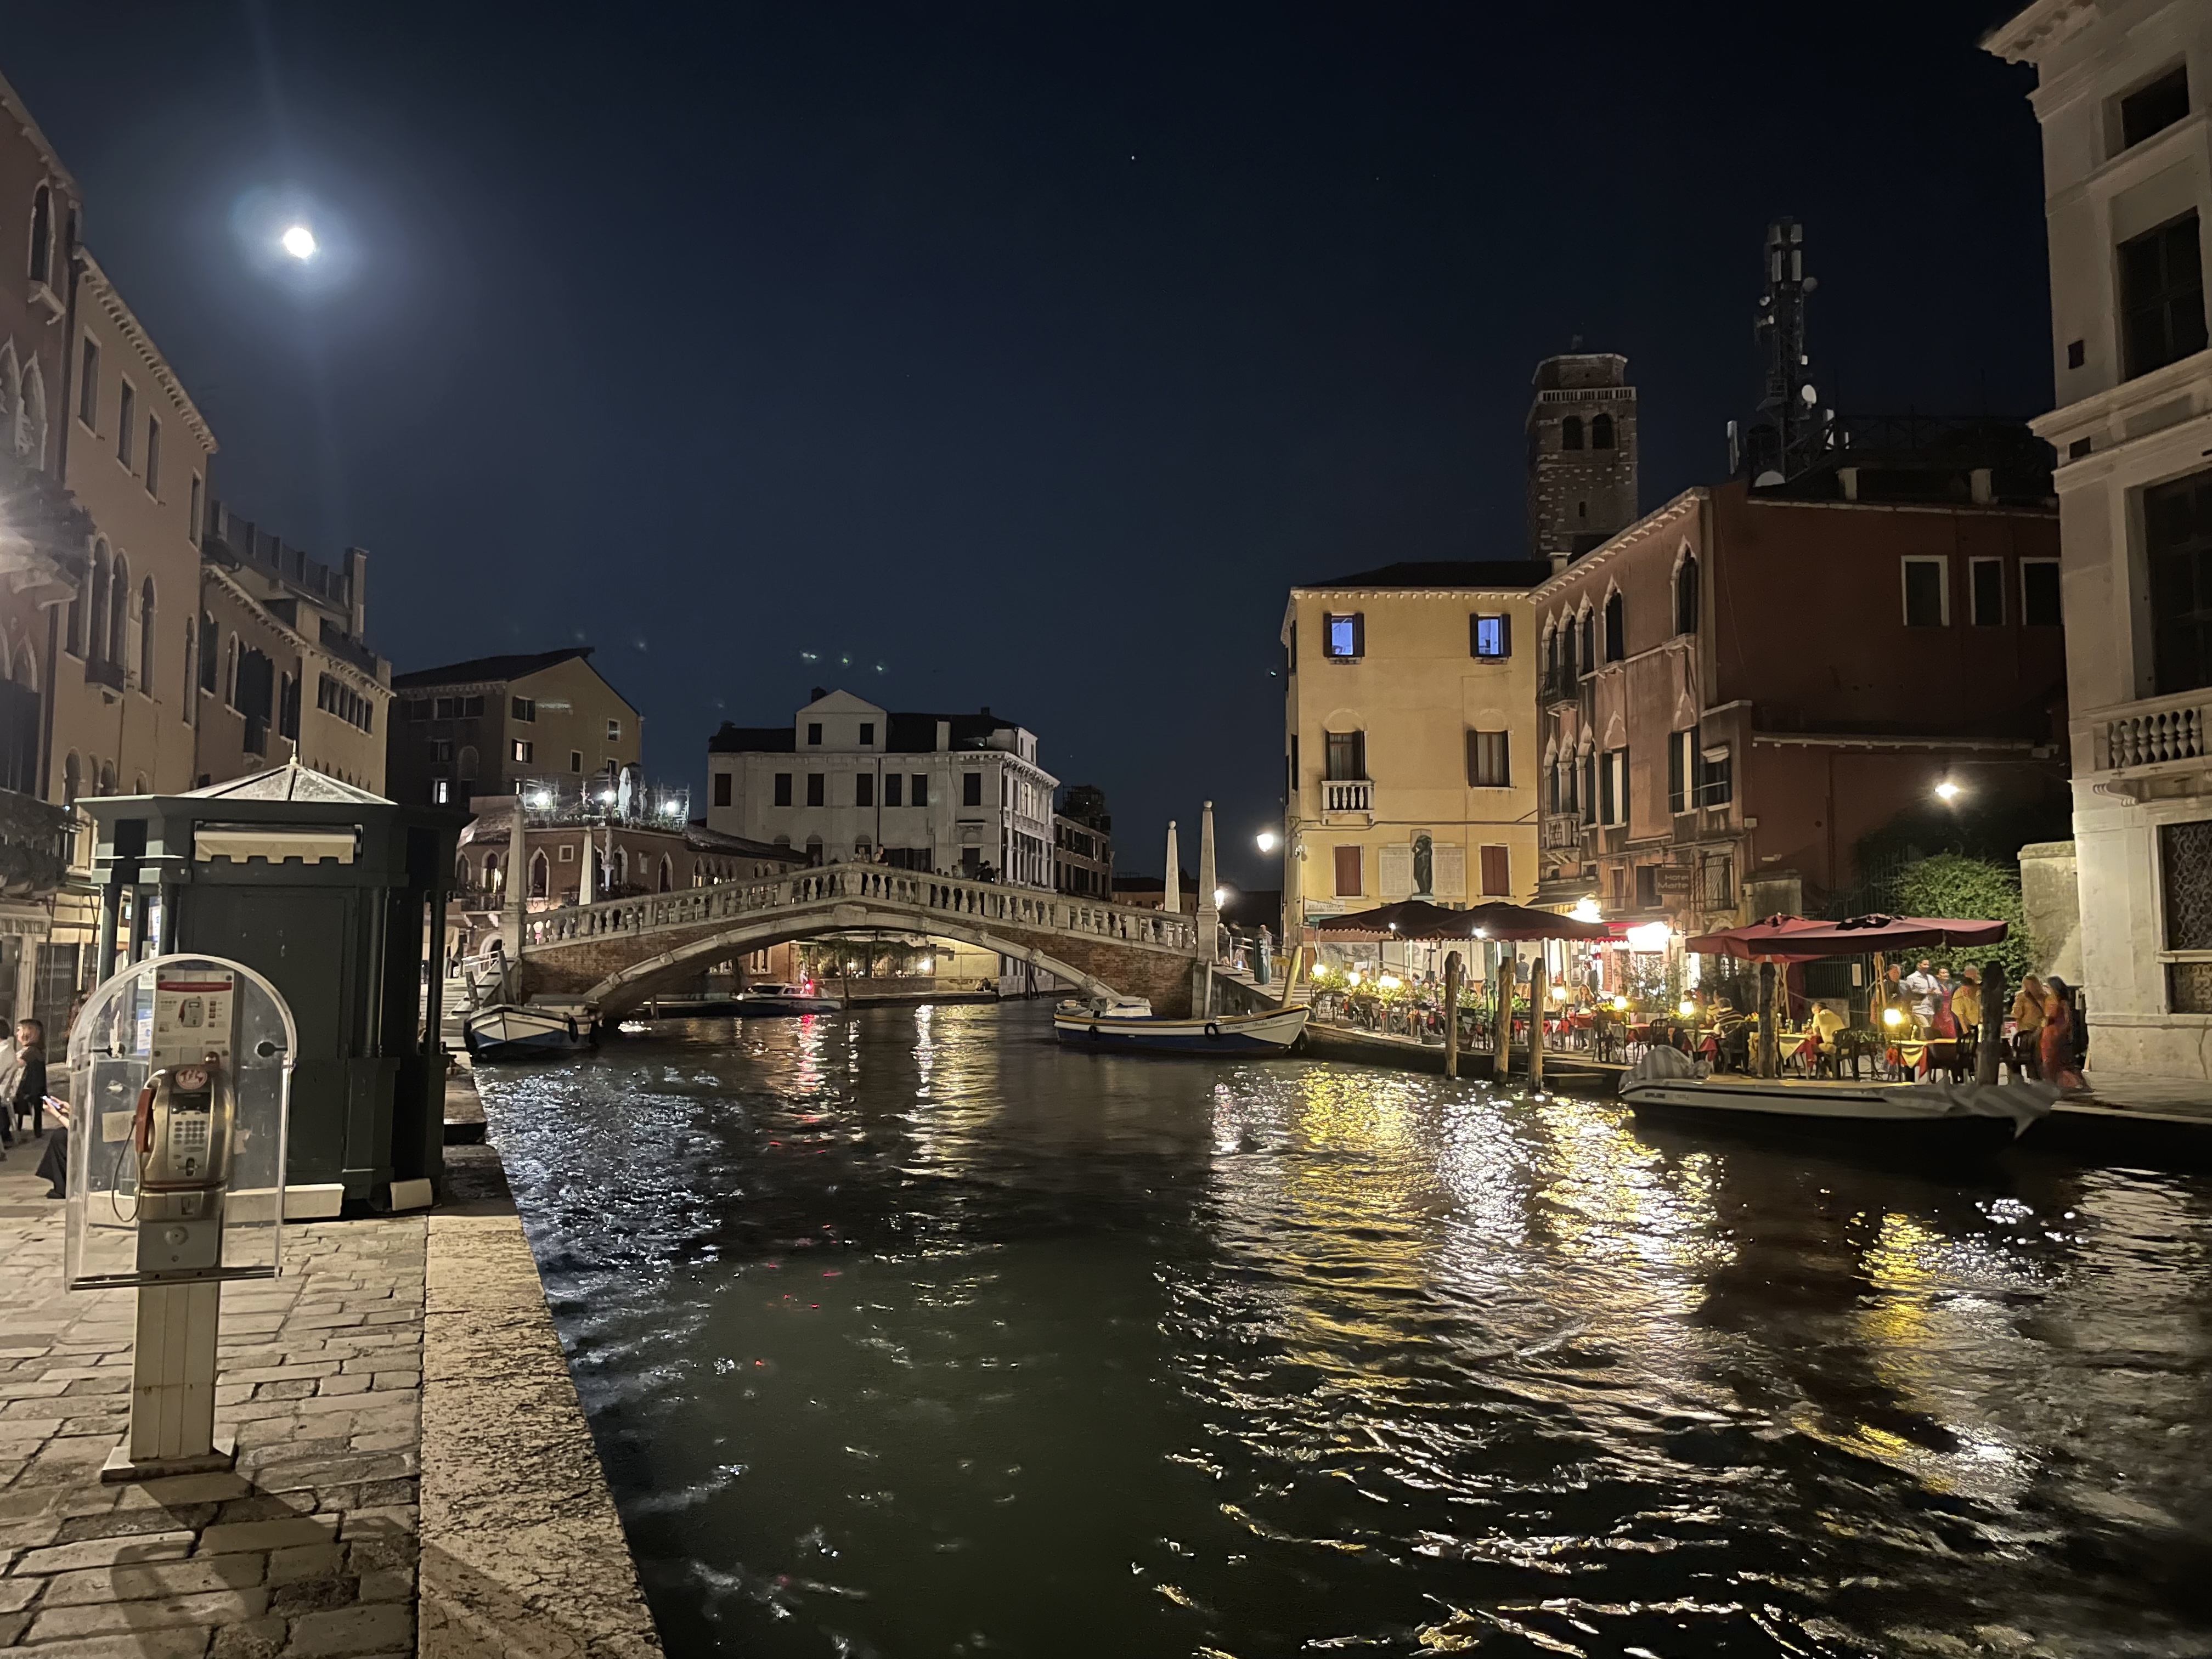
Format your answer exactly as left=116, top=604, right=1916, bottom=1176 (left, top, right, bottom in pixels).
left=562, top=902, right=1124, bottom=1016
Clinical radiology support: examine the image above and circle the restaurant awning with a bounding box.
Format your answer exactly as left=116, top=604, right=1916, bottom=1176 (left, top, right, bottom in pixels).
left=1686, top=912, right=2007, bottom=962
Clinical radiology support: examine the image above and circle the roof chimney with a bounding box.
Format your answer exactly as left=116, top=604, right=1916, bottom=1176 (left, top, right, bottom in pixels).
left=810, top=686, right=827, bottom=702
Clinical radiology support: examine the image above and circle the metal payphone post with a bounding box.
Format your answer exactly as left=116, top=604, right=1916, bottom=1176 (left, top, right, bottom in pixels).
left=64, top=955, right=295, bottom=1482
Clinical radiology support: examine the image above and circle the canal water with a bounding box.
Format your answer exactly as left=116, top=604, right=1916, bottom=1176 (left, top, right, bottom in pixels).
left=478, top=1002, right=2212, bottom=1658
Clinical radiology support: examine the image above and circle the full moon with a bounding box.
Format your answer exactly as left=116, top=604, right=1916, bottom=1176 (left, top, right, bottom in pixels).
left=280, top=224, right=318, bottom=260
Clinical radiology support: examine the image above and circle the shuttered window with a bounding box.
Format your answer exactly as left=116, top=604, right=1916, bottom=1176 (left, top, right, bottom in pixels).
left=1479, top=844, right=1510, bottom=897
left=1466, top=729, right=1510, bottom=788
left=1333, top=845, right=1363, bottom=897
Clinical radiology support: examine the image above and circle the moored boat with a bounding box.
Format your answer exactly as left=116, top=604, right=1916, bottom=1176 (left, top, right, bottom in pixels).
left=1620, top=1046, right=2058, bottom=1146
left=1053, top=998, right=1310, bottom=1054
left=463, top=1004, right=597, bottom=1062
left=737, top=981, right=842, bottom=1015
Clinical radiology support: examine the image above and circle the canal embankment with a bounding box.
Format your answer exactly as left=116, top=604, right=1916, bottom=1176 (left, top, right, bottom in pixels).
left=0, top=1068, right=661, bottom=1659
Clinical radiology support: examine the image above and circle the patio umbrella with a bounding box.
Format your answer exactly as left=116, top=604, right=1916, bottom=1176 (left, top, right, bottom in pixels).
left=1760, top=913, right=2010, bottom=956
left=1682, top=913, right=1835, bottom=962
left=1312, top=899, right=1613, bottom=942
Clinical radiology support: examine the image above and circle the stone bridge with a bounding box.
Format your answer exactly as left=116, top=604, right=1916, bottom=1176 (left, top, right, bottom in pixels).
left=514, top=862, right=1206, bottom=1018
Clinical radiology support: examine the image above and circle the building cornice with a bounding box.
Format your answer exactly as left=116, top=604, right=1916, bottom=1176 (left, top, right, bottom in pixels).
left=205, top=564, right=386, bottom=698
left=1750, top=731, right=2050, bottom=754
left=2033, top=346, right=2212, bottom=442
left=1528, top=488, right=1707, bottom=602
left=79, top=253, right=217, bottom=452
left=0, top=71, right=78, bottom=197
left=1981, top=0, right=2103, bottom=65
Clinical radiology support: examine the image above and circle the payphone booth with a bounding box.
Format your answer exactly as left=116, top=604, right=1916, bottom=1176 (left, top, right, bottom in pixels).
left=64, top=953, right=295, bottom=1480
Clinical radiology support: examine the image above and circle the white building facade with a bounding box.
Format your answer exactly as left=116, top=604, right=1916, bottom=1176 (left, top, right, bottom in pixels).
left=1992, top=0, right=2212, bottom=1079
left=706, top=689, right=1059, bottom=887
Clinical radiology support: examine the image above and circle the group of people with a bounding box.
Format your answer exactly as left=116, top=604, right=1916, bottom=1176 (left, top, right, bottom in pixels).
left=1884, top=957, right=2083, bottom=1087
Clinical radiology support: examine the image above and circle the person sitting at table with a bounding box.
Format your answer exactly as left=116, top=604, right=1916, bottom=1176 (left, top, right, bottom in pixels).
left=1810, top=1002, right=1847, bottom=1074
left=1949, top=968, right=1983, bottom=1081
left=2009, top=974, right=2045, bottom=1080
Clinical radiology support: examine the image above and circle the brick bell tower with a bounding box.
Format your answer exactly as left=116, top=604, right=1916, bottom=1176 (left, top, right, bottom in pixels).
left=1526, top=348, right=1639, bottom=572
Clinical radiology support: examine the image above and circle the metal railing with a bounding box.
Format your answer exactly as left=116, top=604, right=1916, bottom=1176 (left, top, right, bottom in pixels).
left=2099, top=690, right=2212, bottom=771
left=1322, top=778, right=1373, bottom=814
left=519, top=860, right=1200, bottom=954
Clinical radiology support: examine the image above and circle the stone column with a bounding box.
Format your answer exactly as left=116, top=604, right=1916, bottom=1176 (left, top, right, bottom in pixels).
left=1197, top=801, right=1218, bottom=964
left=503, top=794, right=527, bottom=960
left=1162, top=821, right=1181, bottom=913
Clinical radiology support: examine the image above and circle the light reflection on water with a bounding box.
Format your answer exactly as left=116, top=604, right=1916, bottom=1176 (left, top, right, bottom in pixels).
left=479, top=1002, right=2212, bottom=1658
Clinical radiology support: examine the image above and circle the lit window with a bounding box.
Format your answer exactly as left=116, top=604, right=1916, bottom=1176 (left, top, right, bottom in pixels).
left=1471, top=614, right=1509, bottom=659
left=511, top=739, right=533, bottom=763
left=1323, top=612, right=1364, bottom=659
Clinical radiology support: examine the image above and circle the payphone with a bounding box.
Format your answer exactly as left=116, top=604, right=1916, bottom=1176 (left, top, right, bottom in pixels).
left=64, top=954, right=295, bottom=1479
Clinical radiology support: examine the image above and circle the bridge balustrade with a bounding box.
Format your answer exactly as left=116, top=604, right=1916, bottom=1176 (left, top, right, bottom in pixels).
left=518, top=862, right=1198, bottom=953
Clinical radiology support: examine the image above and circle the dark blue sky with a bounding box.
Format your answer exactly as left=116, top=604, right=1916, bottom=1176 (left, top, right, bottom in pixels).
left=0, top=2, right=2048, bottom=887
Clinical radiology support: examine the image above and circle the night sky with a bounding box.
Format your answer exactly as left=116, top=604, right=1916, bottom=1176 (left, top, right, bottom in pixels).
left=0, top=2, right=2048, bottom=889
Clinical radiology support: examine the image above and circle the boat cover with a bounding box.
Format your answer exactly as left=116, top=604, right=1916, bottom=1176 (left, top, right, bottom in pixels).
left=1622, top=1044, right=2064, bottom=1135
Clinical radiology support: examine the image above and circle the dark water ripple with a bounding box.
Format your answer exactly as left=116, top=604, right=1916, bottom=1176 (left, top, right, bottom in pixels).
left=477, top=1001, right=2212, bottom=1658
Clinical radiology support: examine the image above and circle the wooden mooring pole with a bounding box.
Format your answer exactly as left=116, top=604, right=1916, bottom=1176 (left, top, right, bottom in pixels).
left=1443, top=950, right=1463, bottom=1080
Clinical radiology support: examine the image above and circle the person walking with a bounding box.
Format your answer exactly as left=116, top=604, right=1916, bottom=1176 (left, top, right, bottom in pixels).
left=2010, top=974, right=2046, bottom=1080
left=10, top=1019, right=47, bottom=1137
left=2040, top=978, right=2085, bottom=1090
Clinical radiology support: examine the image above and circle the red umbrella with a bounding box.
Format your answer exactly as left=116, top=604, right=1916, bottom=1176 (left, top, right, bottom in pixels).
left=1770, top=913, right=2009, bottom=955
left=1312, top=899, right=1612, bottom=943
left=1682, top=913, right=1833, bottom=961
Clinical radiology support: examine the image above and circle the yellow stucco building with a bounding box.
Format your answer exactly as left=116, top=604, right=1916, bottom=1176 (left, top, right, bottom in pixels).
left=1279, top=559, right=1551, bottom=938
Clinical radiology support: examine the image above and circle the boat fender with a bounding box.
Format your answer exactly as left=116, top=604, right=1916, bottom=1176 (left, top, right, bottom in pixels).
left=1205, top=1021, right=1222, bottom=1040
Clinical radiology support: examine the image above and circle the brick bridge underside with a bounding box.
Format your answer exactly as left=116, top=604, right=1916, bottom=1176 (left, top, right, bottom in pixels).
left=518, top=899, right=1201, bottom=1018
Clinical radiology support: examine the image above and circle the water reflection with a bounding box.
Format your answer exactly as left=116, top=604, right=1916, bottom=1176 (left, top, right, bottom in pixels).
left=481, top=1002, right=2212, bottom=1658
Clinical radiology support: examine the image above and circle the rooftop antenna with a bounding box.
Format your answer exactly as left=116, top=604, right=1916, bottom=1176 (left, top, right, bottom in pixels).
left=1749, top=217, right=1824, bottom=484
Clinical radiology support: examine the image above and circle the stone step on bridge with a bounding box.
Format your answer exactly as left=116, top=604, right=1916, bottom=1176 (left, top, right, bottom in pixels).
left=516, top=862, right=1206, bottom=1018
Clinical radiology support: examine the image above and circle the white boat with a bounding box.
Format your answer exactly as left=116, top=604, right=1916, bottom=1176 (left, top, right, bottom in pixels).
left=462, top=1004, right=597, bottom=1062
left=737, top=982, right=842, bottom=1015
left=1053, top=997, right=1310, bottom=1055
left=1620, top=1046, right=2057, bottom=1146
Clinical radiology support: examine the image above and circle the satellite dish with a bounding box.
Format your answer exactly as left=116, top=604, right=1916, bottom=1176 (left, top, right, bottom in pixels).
left=1753, top=470, right=1786, bottom=488
left=1801, top=385, right=1819, bottom=404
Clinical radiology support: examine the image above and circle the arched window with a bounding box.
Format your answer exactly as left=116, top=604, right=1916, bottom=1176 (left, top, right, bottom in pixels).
left=86, top=541, right=109, bottom=664
left=1560, top=415, right=1583, bottom=451
left=0, top=341, right=16, bottom=458
left=485, top=852, right=504, bottom=901
left=1675, top=554, right=1700, bottom=635
left=1560, top=616, right=1577, bottom=682
left=1604, top=590, right=1624, bottom=663
left=27, top=185, right=52, bottom=286
left=19, top=357, right=44, bottom=470
left=97, top=759, right=114, bottom=797
left=529, top=850, right=548, bottom=898
left=1592, top=413, right=1614, bottom=449
left=658, top=854, right=672, bottom=892
left=180, top=620, right=196, bottom=723
left=456, top=746, right=478, bottom=789
left=805, top=834, right=823, bottom=866
left=614, top=847, right=629, bottom=889
left=12, top=625, right=35, bottom=693
left=109, top=552, right=129, bottom=676
left=1578, top=610, right=1594, bottom=675
left=61, top=751, right=78, bottom=806
left=139, top=577, right=155, bottom=689
left=455, top=855, right=469, bottom=887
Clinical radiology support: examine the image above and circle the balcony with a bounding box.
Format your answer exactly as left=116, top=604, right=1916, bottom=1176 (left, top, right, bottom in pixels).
left=1321, top=778, right=1373, bottom=816
left=2086, top=687, right=2212, bottom=799
left=83, top=656, right=124, bottom=695
left=1543, top=813, right=1582, bottom=851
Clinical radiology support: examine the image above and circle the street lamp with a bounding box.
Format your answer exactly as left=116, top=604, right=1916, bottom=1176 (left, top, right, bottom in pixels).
left=1934, top=779, right=1962, bottom=803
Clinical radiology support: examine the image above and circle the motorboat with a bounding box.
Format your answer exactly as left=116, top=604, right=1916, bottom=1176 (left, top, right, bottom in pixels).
left=737, top=981, right=843, bottom=1015
left=1053, top=996, right=1310, bottom=1054
left=462, top=1004, right=597, bottom=1062
left=1619, top=1045, right=2058, bottom=1147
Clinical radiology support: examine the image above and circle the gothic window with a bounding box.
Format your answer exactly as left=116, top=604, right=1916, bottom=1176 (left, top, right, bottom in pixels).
left=27, top=185, right=50, bottom=285
left=530, top=850, right=548, bottom=898
left=1579, top=609, right=1595, bottom=674
left=1675, top=554, right=1700, bottom=635
left=1604, top=590, right=1625, bottom=662
left=1592, top=412, right=1614, bottom=449
left=139, top=577, right=156, bottom=689
left=109, top=552, right=129, bottom=675
left=86, top=541, right=110, bottom=664
left=1560, top=415, right=1583, bottom=451
left=19, top=358, right=42, bottom=469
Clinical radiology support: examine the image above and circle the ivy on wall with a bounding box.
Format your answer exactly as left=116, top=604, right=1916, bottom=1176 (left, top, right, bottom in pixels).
left=1886, top=853, right=2040, bottom=987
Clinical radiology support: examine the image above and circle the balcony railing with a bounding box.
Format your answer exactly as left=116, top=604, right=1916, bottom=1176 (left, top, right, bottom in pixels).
left=1542, top=813, right=1582, bottom=850
left=2100, top=690, right=2212, bottom=772
left=1322, top=778, right=1373, bottom=814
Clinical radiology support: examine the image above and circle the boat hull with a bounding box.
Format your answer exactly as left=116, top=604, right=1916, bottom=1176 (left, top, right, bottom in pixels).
left=463, top=1006, right=596, bottom=1062
left=1624, top=1078, right=2025, bottom=1150
left=1053, top=1005, right=1310, bottom=1054
left=737, top=997, right=843, bottom=1016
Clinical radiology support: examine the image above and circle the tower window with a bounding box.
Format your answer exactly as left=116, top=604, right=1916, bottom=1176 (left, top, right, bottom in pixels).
left=1592, top=413, right=1614, bottom=449
left=1561, top=415, right=1583, bottom=451
left=2120, top=64, right=2190, bottom=154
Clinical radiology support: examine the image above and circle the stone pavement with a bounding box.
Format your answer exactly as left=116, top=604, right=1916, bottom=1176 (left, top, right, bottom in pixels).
left=0, top=1133, right=425, bottom=1659
left=0, top=1115, right=661, bottom=1659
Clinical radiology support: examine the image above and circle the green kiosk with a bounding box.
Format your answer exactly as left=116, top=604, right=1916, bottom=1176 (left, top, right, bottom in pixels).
left=83, top=763, right=464, bottom=1210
